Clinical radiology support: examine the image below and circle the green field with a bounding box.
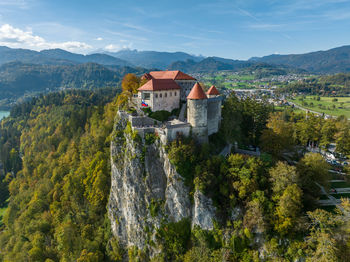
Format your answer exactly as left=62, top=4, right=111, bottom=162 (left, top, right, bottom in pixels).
left=330, top=193, right=350, bottom=199
left=331, top=181, right=350, bottom=188
left=289, top=96, right=350, bottom=118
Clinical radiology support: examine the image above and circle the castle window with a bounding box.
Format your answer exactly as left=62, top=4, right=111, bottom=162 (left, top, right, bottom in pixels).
left=165, top=92, right=167, bottom=97
left=174, top=92, right=177, bottom=96
left=155, top=94, right=158, bottom=98
left=143, top=92, right=150, bottom=100
left=160, top=93, right=162, bottom=98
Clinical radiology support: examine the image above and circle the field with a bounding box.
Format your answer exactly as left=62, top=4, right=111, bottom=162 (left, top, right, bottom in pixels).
left=289, top=96, right=350, bottom=118
left=201, top=72, right=260, bottom=90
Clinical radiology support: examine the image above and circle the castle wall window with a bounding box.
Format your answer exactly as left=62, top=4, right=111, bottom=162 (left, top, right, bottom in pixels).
left=160, top=93, right=162, bottom=98
left=155, top=94, right=158, bottom=98
left=165, top=93, right=167, bottom=97
left=143, top=92, right=150, bottom=100
left=174, top=92, right=177, bottom=96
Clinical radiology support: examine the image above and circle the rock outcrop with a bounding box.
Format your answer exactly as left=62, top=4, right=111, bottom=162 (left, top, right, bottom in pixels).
left=107, top=112, right=217, bottom=255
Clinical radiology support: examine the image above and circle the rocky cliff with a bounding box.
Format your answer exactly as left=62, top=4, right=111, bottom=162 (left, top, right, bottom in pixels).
left=107, top=112, right=216, bottom=256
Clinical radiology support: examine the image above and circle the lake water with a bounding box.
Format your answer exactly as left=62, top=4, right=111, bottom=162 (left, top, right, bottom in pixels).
left=0, top=111, right=10, bottom=121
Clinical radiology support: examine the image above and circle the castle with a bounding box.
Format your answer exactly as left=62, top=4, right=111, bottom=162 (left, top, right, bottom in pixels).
left=130, top=70, right=222, bottom=143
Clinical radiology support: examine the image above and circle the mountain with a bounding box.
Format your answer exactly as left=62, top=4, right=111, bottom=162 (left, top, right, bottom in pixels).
left=0, top=61, right=148, bottom=102
left=40, top=48, right=132, bottom=66
left=168, top=57, right=254, bottom=73
left=104, top=49, right=204, bottom=69
left=0, top=46, right=131, bottom=67
left=250, top=45, right=350, bottom=74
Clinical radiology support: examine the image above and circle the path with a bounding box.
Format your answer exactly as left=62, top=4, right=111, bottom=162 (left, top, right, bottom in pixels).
left=316, top=182, right=345, bottom=212
left=220, top=143, right=232, bottom=157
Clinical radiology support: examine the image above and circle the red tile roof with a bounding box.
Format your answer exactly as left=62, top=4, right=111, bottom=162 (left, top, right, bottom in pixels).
left=141, top=73, right=152, bottom=80
left=148, top=70, right=196, bottom=80
left=206, top=85, right=220, bottom=95
left=138, top=79, right=181, bottom=91
left=187, top=83, right=207, bottom=100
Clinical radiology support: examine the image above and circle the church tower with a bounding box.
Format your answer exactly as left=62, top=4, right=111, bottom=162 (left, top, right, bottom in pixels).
left=187, top=82, right=208, bottom=143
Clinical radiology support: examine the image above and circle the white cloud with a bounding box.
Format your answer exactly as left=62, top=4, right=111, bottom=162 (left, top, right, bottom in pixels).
left=105, top=44, right=120, bottom=51
left=105, top=42, right=133, bottom=52
left=95, top=37, right=103, bottom=41
left=0, top=24, right=92, bottom=52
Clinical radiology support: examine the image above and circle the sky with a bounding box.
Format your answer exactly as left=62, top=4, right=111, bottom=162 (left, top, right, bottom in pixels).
left=0, top=0, right=350, bottom=59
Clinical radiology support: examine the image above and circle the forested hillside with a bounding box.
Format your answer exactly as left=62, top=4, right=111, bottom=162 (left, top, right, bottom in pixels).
left=0, top=62, right=148, bottom=106
left=251, top=45, right=350, bottom=74
left=0, top=89, right=122, bottom=261
left=0, top=85, right=349, bottom=261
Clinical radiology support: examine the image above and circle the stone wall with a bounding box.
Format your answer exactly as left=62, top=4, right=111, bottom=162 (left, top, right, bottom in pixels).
left=207, top=96, right=222, bottom=136
left=175, top=80, right=197, bottom=101
left=187, top=99, right=208, bottom=143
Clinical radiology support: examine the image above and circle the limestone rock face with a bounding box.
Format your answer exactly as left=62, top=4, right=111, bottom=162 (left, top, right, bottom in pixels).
left=192, top=190, right=216, bottom=230
left=107, top=112, right=217, bottom=255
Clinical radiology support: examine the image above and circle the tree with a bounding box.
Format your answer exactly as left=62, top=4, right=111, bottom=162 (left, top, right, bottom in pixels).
left=116, top=73, right=141, bottom=109
left=275, top=184, right=303, bottom=235
left=306, top=209, right=339, bottom=262
left=121, top=73, right=140, bottom=96
left=269, top=162, right=299, bottom=198
left=220, top=94, right=242, bottom=144
left=297, top=153, right=330, bottom=201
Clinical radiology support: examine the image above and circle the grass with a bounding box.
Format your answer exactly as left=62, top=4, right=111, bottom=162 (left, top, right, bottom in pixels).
left=330, top=193, right=350, bottom=199
left=330, top=181, right=350, bottom=188
left=289, top=96, right=350, bottom=118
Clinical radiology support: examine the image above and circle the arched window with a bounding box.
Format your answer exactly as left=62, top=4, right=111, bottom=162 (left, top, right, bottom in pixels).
left=165, top=92, right=167, bottom=97
left=160, top=93, right=162, bottom=98
left=155, top=94, right=158, bottom=98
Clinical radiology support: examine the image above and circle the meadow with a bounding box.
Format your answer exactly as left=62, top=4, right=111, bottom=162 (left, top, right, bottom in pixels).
left=290, top=96, right=350, bottom=118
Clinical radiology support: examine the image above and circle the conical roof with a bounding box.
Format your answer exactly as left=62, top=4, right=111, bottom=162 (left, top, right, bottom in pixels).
left=206, top=85, right=220, bottom=95
left=187, top=82, right=208, bottom=100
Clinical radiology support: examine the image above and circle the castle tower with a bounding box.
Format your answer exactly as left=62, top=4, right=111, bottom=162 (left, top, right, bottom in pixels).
left=187, top=82, right=208, bottom=143
left=206, top=85, right=220, bottom=98
left=206, top=85, right=222, bottom=135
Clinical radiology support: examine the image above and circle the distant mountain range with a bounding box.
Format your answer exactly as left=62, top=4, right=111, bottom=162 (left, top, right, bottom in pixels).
left=0, top=46, right=131, bottom=67
left=101, top=49, right=204, bottom=69
left=3, top=45, right=350, bottom=74
left=250, top=45, right=350, bottom=74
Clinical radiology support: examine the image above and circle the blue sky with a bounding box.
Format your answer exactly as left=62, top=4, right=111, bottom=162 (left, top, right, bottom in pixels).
left=0, top=0, right=350, bottom=59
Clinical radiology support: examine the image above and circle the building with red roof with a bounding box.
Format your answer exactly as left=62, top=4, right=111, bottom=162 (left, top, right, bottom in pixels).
left=135, top=71, right=222, bottom=143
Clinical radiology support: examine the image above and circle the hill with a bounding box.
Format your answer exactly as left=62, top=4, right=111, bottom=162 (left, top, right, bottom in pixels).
left=104, top=49, right=204, bottom=69
left=168, top=57, right=306, bottom=75
left=0, top=46, right=131, bottom=67
left=251, top=45, right=350, bottom=74
left=168, top=57, right=254, bottom=72
left=0, top=62, right=148, bottom=103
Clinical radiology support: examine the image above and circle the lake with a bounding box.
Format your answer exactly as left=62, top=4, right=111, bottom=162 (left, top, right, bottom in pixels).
left=0, top=111, right=10, bottom=121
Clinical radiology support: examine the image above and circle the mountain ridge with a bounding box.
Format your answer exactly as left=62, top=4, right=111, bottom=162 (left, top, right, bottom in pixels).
left=250, top=45, right=350, bottom=73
